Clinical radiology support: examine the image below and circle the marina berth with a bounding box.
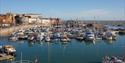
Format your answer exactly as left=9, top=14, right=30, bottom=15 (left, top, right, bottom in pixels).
left=1, top=20, right=124, bottom=63
left=0, top=2, right=124, bottom=62
left=1, top=0, right=125, bottom=61
left=8, top=23, right=121, bottom=42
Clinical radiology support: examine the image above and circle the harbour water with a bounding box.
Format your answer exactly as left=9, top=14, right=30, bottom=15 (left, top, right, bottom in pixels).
left=0, top=35, right=125, bottom=63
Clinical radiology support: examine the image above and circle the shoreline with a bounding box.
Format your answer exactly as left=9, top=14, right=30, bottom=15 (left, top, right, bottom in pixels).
left=0, top=24, right=39, bottom=36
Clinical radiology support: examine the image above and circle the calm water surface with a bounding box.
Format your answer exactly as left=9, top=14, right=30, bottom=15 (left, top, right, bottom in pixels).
left=0, top=35, right=125, bottom=63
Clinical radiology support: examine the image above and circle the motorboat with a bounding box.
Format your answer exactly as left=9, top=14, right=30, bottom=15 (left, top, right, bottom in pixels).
left=3, top=45, right=16, bottom=55
left=102, top=31, right=117, bottom=40
left=53, top=32, right=61, bottom=39
left=37, top=32, right=45, bottom=41
left=45, top=36, right=51, bottom=42
left=84, top=30, right=95, bottom=41
left=60, top=34, right=70, bottom=42
left=76, top=33, right=84, bottom=40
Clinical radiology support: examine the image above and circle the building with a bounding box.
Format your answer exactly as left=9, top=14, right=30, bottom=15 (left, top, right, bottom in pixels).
left=22, top=14, right=42, bottom=24
left=0, top=13, right=63, bottom=27
left=0, top=13, right=15, bottom=27
left=41, top=18, right=63, bottom=27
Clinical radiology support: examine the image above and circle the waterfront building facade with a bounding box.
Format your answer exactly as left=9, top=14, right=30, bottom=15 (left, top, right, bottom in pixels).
left=0, top=13, right=15, bottom=27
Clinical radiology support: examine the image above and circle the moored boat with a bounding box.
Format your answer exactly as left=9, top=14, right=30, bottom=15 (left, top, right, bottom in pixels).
left=37, top=32, right=45, bottom=41
left=102, top=56, right=125, bottom=63
left=45, top=36, right=51, bottom=42
left=2, top=45, right=16, bottom=55
left=60, top=34, right=70, bottom=42
left=102, top=31, right=117, bottom=40
left=84, top=30, right=95, bottom=41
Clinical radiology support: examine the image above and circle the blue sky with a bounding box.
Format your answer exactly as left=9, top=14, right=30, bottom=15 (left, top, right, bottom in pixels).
left=0, top=0, right=125, bottom=20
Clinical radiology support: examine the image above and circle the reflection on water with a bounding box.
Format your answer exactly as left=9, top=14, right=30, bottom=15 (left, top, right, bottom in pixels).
left=0, top=35, right=125, bottom=63
left=103, top=40, right=114, bottom=45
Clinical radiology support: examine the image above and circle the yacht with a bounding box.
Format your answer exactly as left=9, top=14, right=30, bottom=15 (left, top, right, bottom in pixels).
left=102, top=31, right=117, bottom=40
left=3, top=45, right=16, bottom=55
left=84, top=30, right=95, bottom=41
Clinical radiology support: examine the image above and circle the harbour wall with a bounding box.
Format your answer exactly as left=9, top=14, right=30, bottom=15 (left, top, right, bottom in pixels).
left=0, top=24, right=38, bottom=36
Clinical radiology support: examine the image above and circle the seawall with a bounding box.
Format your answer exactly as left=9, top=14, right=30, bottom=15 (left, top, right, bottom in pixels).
left=0, top=24, right=38, bottom=36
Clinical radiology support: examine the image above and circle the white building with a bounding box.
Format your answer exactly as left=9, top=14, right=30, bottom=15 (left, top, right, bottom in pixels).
left=41, top=18, right=52, bottom=27
left=22, top=14, right=42, bottom=24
